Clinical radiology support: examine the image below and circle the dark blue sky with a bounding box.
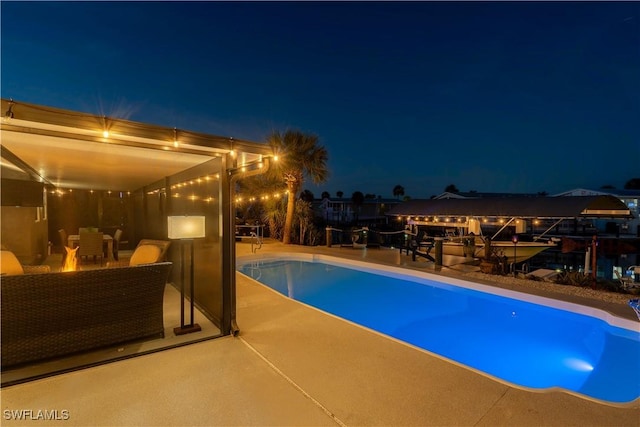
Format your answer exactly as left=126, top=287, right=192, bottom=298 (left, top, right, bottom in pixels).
left=2, top=1, right=638, bottom=198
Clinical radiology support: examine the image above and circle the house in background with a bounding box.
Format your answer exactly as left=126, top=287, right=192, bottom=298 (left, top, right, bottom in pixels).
left=553, top=188, right=640, bottom=237
left=389, top=190, right=638, bottom=277
left=315, top=196, right=401, bottom=226
left=434, top=191, right=542, bottom=200
left=432, top=189, right=639, bottom=238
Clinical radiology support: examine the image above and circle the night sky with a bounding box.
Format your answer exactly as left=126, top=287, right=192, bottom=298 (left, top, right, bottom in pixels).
left=2, top=1, right=638, bottom=199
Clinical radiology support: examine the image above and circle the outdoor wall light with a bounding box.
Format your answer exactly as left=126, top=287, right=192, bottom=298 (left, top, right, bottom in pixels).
left=168, top=215, right=206, bottom=335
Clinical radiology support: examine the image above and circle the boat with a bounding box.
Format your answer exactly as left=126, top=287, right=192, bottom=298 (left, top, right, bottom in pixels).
left=441, top=236, right=556, bottom=264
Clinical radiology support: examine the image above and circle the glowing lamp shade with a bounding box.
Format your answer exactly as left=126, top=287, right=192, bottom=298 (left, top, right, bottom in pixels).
left=168, top=216, right=205, bottom=239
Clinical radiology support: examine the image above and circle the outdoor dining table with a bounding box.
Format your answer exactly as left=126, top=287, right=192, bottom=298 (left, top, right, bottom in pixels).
left=67, top=234, right=115, bottom=261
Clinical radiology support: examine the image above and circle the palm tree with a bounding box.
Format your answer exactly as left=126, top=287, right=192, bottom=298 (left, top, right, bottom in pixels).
left=393, top=185, right=405, bottom=199
left=300, top=189, right=315, bottom=202
left=624, top=178, right=640, bottom=189
left=351, top=191, right=365, bottom=225
left=267, top=130, right=328, bottom=244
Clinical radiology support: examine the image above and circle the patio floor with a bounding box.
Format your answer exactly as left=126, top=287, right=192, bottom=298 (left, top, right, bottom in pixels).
left=1, top=241, right=638, bottom=426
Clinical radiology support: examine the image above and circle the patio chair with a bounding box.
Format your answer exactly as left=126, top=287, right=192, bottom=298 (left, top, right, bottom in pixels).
left=0, top=250, right=51, bottom=275
left=624, top=266, right=640, bottom=290
left=615, top=266, right=640, bottom=290
left=78, top=231, right=104, bottom=265
left=58, top=229, right=68, bottom=250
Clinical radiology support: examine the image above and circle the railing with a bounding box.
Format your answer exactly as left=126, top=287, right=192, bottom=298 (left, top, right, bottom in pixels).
left=325, top=227, right=412, bottom=249
left=236, top=225, right=264, bottom=253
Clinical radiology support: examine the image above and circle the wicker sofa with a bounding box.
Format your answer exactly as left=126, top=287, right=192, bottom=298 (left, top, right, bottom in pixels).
left=1, top=262, right=172, bottom=369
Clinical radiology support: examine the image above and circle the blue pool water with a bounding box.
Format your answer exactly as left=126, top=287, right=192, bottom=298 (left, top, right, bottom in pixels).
left=238, top=257, right=640, bottom=404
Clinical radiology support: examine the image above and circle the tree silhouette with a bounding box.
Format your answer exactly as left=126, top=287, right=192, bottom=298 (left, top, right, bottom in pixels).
left=300, top=189, right=315, bottom=202
left=444, top=184, right=459, bottom=193
left=393, top=185, right=405, bottom=199
left=267, top=130, right=328, bottom=244
left=351, top=191, right=365, bottom=225
left=624, top=178, right=640, bottom=189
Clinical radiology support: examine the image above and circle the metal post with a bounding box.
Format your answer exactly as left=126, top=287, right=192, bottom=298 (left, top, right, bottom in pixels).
left=591, top=235, right=597, bottom=279
left=512, top=234, right=518, bottom=277
left=434, top=237, right=443, bottom=267
left=180, top=241, right=185, bottom=328
left=189, top=240, right=195, bottom=327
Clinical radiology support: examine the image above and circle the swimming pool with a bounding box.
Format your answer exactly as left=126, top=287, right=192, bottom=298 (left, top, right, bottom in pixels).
left=237, top=254, right=640, bottom=404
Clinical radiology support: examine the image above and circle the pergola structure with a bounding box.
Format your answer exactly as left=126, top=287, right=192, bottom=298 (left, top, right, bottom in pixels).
left=1, top=98, right=274, bottom=337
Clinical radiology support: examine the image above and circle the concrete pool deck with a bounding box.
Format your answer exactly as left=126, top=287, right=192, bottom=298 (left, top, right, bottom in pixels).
left=1, top=240, right=638, bottom=426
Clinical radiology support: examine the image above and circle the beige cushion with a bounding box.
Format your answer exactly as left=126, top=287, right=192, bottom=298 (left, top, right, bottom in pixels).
left=129, top=245, right=161, bottom=266
left=1, top=251, right=24, bottom=275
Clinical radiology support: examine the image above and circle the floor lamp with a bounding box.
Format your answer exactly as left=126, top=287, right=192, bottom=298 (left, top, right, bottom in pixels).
left=168, top=215, right=205, bottom=335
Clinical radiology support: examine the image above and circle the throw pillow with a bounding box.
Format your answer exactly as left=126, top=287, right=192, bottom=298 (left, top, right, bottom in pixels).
left=0, top=250, right=25, bottom=275
left=129, top=245, right=161, bottom=266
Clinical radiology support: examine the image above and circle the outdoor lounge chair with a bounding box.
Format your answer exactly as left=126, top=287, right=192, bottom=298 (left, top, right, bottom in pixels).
left=1, top=262, right=172, bottom=368
left=617, top=266, right=640, bottom=290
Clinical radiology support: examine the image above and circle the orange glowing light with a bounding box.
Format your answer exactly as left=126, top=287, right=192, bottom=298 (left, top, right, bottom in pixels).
left=61, top=246, right=78, bottom=272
